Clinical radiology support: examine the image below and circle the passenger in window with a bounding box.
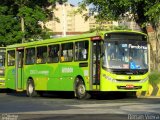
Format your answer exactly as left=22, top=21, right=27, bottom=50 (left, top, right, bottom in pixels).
left=53, top=48, right=59, bottom=62
left=82, top=48, right=87, bottom=60
left=61, top=55, right=64, bottom=61
left=37, top=55, right=42, bottom=63
left=63, top=50, right=68, bottom=61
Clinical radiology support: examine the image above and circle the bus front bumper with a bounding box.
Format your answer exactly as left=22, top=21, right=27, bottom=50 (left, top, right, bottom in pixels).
left=0, top=79, right=5, bottom=89
left=100, top=79, right=148, bottom=92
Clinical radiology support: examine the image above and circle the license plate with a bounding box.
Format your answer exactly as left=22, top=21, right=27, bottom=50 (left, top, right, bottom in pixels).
left=126, top=84, right=134, bottom=88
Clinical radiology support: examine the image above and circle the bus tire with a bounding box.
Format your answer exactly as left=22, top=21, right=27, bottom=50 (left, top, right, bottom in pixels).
left=75, top=78, right=91, bottom=99
left=26, top=79, right=37, bottom=97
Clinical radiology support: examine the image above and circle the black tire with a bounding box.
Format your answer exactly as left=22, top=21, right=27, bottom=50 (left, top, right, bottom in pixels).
left=37, top=91, right=44, bottom=97
left=75, top=78, right=91, bottom=99
left=26, top=79, right=38, bottom=97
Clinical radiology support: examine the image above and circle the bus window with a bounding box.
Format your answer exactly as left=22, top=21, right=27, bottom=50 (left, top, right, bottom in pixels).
left=0, top=56, right=4, bottom=67
left=0, top=48, right=5, bottom=67
left=7, top=50, right=15, bottom=66
left=61, top=43, right=73, bottom=62
left=48, top=44, right=59, bottom=63
left=25, top=48, right=35, bottom=65
left=75, top=41, right=88, bottom=61
left=37, top=46, right=47, bottom=64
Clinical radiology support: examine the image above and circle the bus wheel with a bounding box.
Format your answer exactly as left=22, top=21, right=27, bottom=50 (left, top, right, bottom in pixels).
left=75, top=78, right=90, bottom=99
left=26, top=79, right=37, bottom=97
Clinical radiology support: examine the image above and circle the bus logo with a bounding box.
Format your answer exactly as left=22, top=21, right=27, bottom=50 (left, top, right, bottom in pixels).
left=62, top=67, right=73, bottom=73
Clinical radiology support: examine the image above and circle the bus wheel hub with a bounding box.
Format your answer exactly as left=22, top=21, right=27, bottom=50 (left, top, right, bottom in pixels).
left=28, top=84, right=33, bottom=93
left=78, top=85, right=85, bottom=95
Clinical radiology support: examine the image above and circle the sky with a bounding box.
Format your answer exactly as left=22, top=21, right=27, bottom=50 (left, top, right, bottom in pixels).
left=68, top=0, right=82, bottom=6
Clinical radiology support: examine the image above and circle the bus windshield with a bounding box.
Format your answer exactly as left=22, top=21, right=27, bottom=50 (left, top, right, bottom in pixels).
left=102, top=41, right=148, bottom=70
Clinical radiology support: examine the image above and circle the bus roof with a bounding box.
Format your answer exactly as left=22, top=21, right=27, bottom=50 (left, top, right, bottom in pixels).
left=7, top=30, right=147, bottom=49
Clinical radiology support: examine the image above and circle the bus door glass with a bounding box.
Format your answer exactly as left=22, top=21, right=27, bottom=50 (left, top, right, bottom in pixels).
left=16, top=48, right=24, bottom=90
left=91, top=38, right=101, bottom=86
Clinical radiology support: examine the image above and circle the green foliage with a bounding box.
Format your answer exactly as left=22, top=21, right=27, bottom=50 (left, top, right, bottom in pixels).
left=145, top=2, right=160, bottom=20
left=149, top=71, right=160, bottom=84
left=0, top=12, right=23, bottom=45
left=0, top=0, right=58, bottom=46
left=145, top=2, right=160, bottom=31
left=81, top=0, right=159, bottom=33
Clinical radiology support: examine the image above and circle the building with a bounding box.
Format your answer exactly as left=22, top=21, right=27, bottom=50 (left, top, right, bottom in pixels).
left=45, top=2, right=90, bottom=36
left=89, top=15, right=118, bottom=31
left=44, top=2, right=119, bottom=37
left=119, top=20, right=141, bottom=31
left=118, top=13, right=141, bottom=31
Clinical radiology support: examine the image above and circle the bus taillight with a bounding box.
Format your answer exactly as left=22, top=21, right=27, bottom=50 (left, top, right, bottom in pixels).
left=91, top=36, right=102, bottom=41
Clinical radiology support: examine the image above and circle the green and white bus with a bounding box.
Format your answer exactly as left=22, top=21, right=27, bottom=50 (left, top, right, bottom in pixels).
left=0, top=47, right=6, bottom=89
left=5, top=31, right=149, bottom=99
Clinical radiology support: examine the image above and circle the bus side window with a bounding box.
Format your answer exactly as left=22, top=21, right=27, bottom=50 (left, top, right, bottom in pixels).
left=68, top=49, right=73, bottom=61
left=48, top=44, right=59, bottom=63
left=7, top=50, right=15, bottom=66
left=75, top=41, right=88, bottom=61
left=61, top=43, right=73, bottom=62
left=37, top=46, right=47, bottom=64
left=25, top=48, right=35, bottom=65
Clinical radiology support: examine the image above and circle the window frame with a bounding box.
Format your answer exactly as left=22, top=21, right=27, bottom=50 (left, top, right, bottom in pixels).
left=74, top=40, right=89, bottom=61
left=25, top=47, right=36, bottom=65
left=36, top=46, right=47, bottom=64
left=48, top=44, right=60, bottom=63
left=7, top=50, right=15, bottom=66
left=60, top=42, right=73, bottom=62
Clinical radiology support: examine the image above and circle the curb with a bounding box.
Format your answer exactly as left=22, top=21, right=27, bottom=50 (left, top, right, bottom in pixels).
left=136, top=83, right=160, bottom=97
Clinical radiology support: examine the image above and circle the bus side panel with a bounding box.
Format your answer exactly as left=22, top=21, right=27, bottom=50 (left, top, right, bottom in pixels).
left=6, top=67, right=16, bottom=89
left=23, top=64, right=48, bottom=90
left=47, top=64, right=62, bottom=91
left=48, top=62, right=90, bottom=91
left=23, top=64, right=62, bottom=91
left=56, top=62, right=90, bottom=91
left=47, top=63, right=78, bottom=91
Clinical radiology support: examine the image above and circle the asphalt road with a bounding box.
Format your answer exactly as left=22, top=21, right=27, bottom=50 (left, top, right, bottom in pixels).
left=0, top=92, right=160, bottom=120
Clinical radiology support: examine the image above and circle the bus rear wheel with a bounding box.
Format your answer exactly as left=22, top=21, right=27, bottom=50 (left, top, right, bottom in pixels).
left=75, top=78, right=90, bottom=99
left=26, top=79, right=37, bottom=97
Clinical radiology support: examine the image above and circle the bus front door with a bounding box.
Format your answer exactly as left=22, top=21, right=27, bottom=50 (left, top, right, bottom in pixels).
left=92, top=40, right=101, bottom=90
left=15, top=48, right=24, bottom=90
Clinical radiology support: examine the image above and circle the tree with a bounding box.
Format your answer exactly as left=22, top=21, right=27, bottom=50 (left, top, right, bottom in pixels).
left=80, top=0, right=159, bottom=32
left=80, top=0, right=160, bottom=70
left=0, top=5, right=23, bottom=45
left=0, top=0, right=58, bottom=46
left=145, top=2, right=160, bottom=70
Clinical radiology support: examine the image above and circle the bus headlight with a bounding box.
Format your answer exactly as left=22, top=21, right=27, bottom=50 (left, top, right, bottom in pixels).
left=140, top=77, right=148, bottom=83
left=0, top=69, right=4, bottom=75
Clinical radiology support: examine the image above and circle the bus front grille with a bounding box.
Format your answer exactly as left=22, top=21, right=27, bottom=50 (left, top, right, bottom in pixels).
left=116, top=80, right=141, bottom=82
left=117, top=86, right=142, bottom=90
